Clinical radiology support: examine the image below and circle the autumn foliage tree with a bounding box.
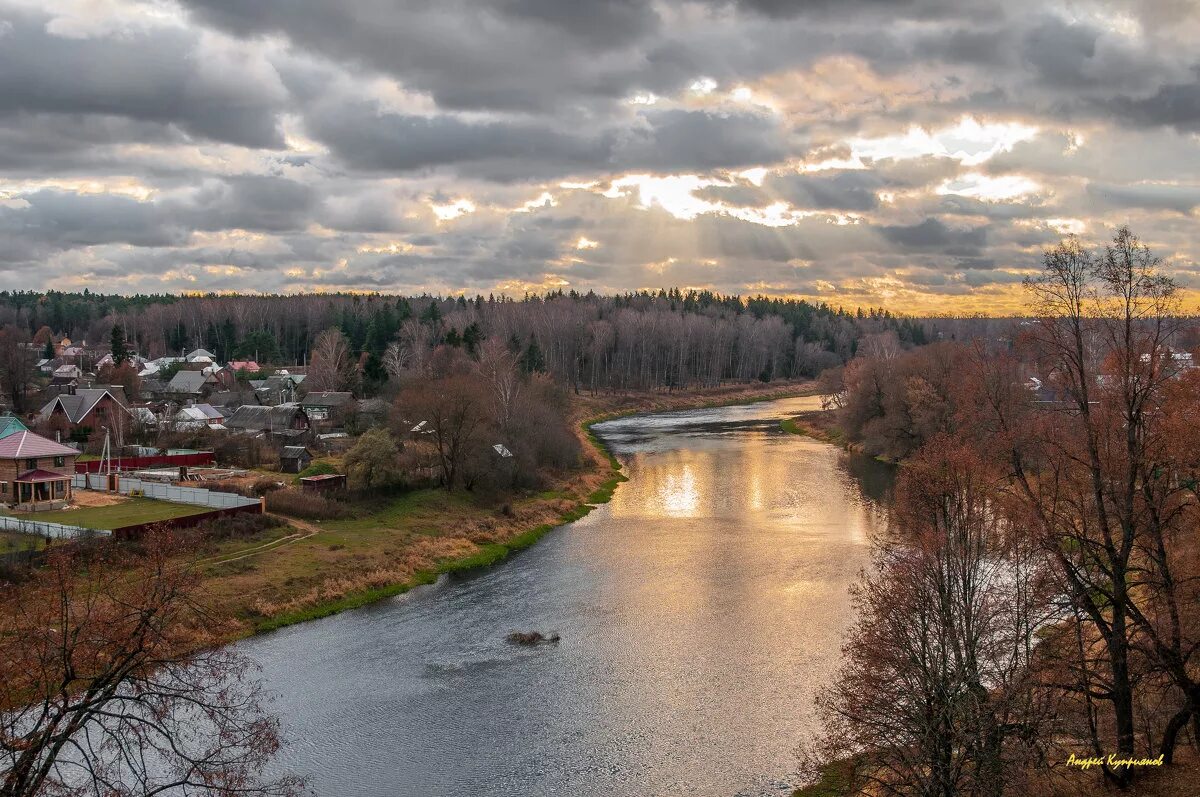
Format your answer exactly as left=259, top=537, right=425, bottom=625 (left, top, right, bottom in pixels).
left=818, top=227, right=1200, bottom=791
left=817, top=441, right=1050, bottom=797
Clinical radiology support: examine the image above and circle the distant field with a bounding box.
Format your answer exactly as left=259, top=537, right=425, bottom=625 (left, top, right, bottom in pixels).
left=23, top=498, right=208, bottom=530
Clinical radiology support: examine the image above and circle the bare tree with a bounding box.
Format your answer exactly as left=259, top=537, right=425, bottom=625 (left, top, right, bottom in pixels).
left=0, top=326, right=36, bottom=412
left=476, top=338, right=521, bottom=432
left=308, top=327, right=354, bottom=393
left=816, top=441, right=1048, bottom=797
left=0, top=536, right=303, bottom=797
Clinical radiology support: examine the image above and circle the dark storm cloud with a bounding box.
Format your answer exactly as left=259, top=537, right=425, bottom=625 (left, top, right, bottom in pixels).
left=181, top=0, right=663, bottom=113
left=0, top=190, right=186, bottom=259
left=699, top=171, right=885, bottom=211
left=304, top=101, right=788, bottom=179
left=303, top=100, right=605, bottom=177
left=171, top=176, right=318, bottom=232
left=3, top=0, right=1200, bottom=306
left=881, top=219, right=987, bottom=255
left=1086, top=181, right=1200, bottom=214
left=0, top=8, right=285, bottom=148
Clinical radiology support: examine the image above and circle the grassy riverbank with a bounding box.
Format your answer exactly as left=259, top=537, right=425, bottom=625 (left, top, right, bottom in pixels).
left=184, top=380, right=815, bottom=639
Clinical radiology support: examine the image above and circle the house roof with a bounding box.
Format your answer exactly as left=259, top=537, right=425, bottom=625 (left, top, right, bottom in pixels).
left=166, top=370, right=211, bottom=394
left=0, top=415, right=29, bottom=439
left=15, top=468, right=71, bottom=482
left=0, top=431, right=79, bottom=459
left=228, top=360, right=261, bottom=371
left=174, top=403, right=224, bottom=422
left=38, top=388, right=130, bottom=424
left=186, top=348, right=216, bottom=362
left=223, top=403, right=306, bottom=432
left=301, top=391, right=354, bottom=408
left=280, top=445, right=311, bottom=458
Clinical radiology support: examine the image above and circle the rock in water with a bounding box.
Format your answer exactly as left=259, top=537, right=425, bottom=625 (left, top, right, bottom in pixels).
left=506, top=631, right=561, bottom=645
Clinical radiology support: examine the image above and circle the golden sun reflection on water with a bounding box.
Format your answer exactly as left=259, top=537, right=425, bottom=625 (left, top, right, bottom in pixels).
left=660, top=464, right=699, bottom=516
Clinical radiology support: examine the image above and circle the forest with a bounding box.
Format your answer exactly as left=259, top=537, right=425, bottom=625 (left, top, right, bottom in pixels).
left=0, top=289, right=930, bottom=393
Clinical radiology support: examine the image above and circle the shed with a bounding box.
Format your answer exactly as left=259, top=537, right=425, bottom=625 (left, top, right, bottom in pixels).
left=299, top=473, right=347, bottom=491
left=280, top=445, right=313, bottom=474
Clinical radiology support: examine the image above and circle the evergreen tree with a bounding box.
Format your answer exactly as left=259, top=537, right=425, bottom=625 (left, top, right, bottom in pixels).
left=110, top=325, right=129, bottom=364
left=420, top=300, right=441, bottom=326
left=462, top=322, right=483, bottom=356
left=519, top=337, right=546, bottom=374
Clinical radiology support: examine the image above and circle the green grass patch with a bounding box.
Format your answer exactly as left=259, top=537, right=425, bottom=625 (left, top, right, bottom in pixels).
left=0, top=529, right=45, bottom=552
left=793, top=758, right=858, bottom=797
left=295, top=460, right=339, bottom=479
left=27, top=498, right=208, bottom=530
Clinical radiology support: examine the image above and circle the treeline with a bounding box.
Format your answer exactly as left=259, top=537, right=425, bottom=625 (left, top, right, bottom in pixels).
left=0, top=289, right=931, bottom=392
left=811, top=228, right=1200, bottom=794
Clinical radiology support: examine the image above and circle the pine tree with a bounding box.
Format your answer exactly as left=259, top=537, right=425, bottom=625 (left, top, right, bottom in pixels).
left=110, top=325, right=129, bottom=364
left=519, top=337, right=546, bottom=374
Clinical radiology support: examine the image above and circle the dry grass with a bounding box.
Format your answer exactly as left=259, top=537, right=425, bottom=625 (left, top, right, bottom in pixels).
left=69, top=490, right=129, bottom=509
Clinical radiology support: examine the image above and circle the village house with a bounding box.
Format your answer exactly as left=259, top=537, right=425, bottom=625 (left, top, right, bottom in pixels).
left=228, top=360, right=261, bottom=374
left=51, top=363, right=81, bottom=381
left=172, top=402, right=226, bottom=429
left=250, top=373, right=303, bottom=405
left=300, top=391, right=355, bottom=424
left=165, top=369, right=218, bottom=400
left=0, top=414, right=29, bottom=439
left=223, top=403, right=310, bottom=442
left=37, top=386, right=132, bottom=444
left=0, top=430, right=78, bottom=510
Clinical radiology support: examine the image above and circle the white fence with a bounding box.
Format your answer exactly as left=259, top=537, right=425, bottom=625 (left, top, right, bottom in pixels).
left=72, top=474, right=259, bottom=510
left=0, top=514, right=108, bottom=540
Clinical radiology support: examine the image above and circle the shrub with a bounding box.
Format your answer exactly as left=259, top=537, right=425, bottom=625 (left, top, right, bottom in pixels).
left=204, top=480, right=253, bottom=497
left=251, top=478, right=285, bottom=496
left=264, top=488, right=349, bottom=520
left=197, top=512, right=286, bottom=542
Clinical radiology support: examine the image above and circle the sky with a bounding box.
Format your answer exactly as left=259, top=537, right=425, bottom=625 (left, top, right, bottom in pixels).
left=1, top=0, right=1199, bottom=313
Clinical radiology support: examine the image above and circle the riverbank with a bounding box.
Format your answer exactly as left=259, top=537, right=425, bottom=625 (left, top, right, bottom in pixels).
left=186, top=380, right=816, bottom=640
left=780, top=406, right=850, bottom=449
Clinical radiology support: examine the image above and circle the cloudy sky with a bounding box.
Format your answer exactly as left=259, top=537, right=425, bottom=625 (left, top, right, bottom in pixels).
left=1, top=0, right=1199, bottom=312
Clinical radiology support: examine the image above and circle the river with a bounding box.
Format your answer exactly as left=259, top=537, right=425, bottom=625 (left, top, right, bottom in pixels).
left=245, top=396, right=894, bottom=797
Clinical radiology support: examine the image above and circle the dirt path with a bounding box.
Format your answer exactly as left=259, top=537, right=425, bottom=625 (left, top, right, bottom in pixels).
left=198, top=515, right=323, bottom=566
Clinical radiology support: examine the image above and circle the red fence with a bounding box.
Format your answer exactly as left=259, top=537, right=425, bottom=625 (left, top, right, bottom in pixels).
left=110, top=501, right=263, bottom=539
left=75, top=451, right=215, bottom=474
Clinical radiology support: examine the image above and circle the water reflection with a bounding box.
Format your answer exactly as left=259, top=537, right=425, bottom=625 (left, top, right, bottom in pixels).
left=244, top=396, right=893, bottom=797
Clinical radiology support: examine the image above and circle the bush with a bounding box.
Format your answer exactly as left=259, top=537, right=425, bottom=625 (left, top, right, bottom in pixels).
left=264, top=488, right=349, bottom=520
left=251, top=478, right=285, bottom=496
left=204, top=480, right=254, bottom=497
left=197, top=513, right=286, bottom=542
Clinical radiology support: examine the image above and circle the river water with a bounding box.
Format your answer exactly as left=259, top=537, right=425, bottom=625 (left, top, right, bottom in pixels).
left=245, top=396, right=893, bottom=797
